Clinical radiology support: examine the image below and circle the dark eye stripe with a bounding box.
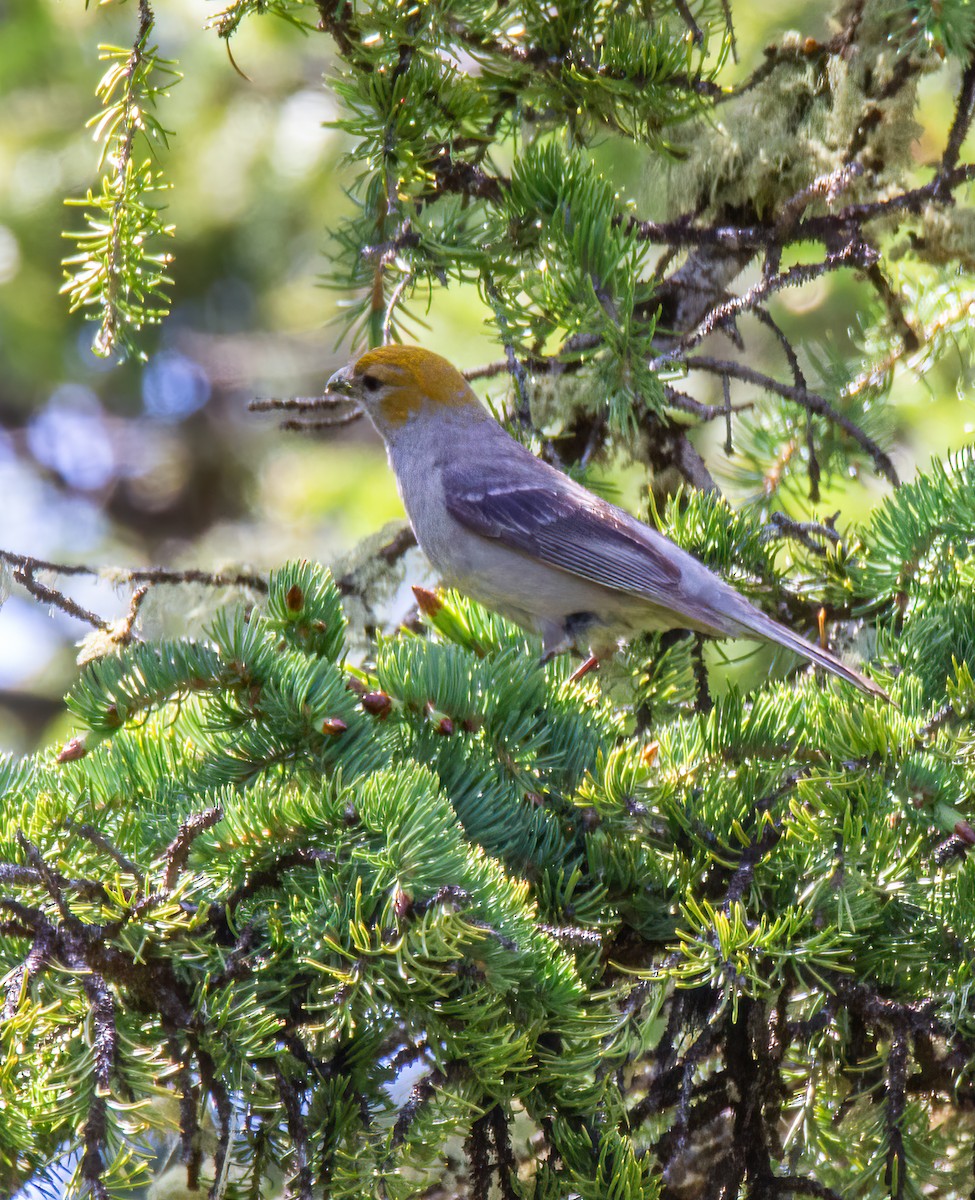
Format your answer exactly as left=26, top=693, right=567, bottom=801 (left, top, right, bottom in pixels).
left=362, top=374, right=382, bottom=393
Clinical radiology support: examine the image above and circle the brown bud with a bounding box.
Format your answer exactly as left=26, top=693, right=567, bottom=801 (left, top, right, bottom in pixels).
left=394, top=888, right=413, bottom=919
left=286, top=584, right=304, bottom=612
left=640, top=742, right=659, bottom=767
left=425, top=700, right=453, bottom=735
left=321, top=717, right=348, bottom=736
left=412, top=585, right=443, bottom=617
left=955, top=820, right=975, bottom=846
left=345, top=676, right=367, bottom=696
left=525, top=791, right=545, bottom=808
left=57, top=735, right=88, bottom=763
left=362, top=691, right=392, bottom=718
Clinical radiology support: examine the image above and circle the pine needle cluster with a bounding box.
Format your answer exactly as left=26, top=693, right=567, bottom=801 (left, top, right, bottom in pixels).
left=4, top=455, right=975, bottom=1197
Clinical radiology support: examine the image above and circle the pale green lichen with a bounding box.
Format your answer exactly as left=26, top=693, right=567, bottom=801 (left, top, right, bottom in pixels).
left=663, top=0, right=937, bottom=220
left=527, top=370, right=598, bottom=437
left=891, top=203, right=975, bottom=271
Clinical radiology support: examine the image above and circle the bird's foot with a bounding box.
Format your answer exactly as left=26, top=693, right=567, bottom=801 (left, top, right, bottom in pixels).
left=539, top=626, right=574, bottom=667
left=540, top=613, right=602, bottom=671
left=568, top=654, right=600, bottom=683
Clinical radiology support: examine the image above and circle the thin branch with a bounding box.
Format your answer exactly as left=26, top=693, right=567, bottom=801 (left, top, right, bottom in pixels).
left=667, top=241, right=877, bottom=356
left=280, top=410, right=364, bottom=432
left=489, top=1105, right=518, bottom=1200
left=672, top=0, right=704, bottom=45
left=771, top=1174, right=844, bottom=1199
left=383, top=272, right=413, bottom=343
left=864, top=261, right=919, bottom=353
left=465, top=1110, right=493, bottom=1200
left=662, top=383, right=754, bottom=421
left=762, top=512, right=842, bottom=557
left=0, top=549, right=268, bottom=594
left=68, top=824, right=144, bottom=882
left=885, top=1026, right=908, bottom=1200
left=273, top=1063, right=313, bottom=1200
left=115, top=584, right=149, bottom=647
left=764, top=163, right=864, bottom=277
left=484, top=275, right=531, bottom=425
left=12, top=563, right=109, bottom=631
left=16, top=835, right=92, bottom=930
left=2, top=923, right=56, bottom=1019
left=78, top=970, right=118, bottom=1200
left=164, top=808, right=223, bottom=891
left=249, top=395, right=353, bottom=414
left=334, top=525, right=418, bottom=596
left=464, top=359, right=510, bottom=382
left=194, top=1043, right=234, bottom=1200
left=616, top=165, right=975, bottom=253
left=166, top=1034, right=203, bottom=1190
left=392, top=1070, right=441, bottom=1147
left=0, top=861, right=113, bottom=906
left=220, top=848, right=335, bottom=919
left=935, top=53, right=975, bottom=188
left=752, top=306, right=822, bottom=499
left=804, top=164, right=975, bottom=232
left=88, top=0, right=159, bottom=359
left=684, top=355, right=899, bottom=484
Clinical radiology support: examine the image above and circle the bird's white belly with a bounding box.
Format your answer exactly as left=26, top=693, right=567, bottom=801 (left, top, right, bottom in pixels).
left=415, top=499, right=672, bottom=640
left=389, top=433, right=677, bottom=648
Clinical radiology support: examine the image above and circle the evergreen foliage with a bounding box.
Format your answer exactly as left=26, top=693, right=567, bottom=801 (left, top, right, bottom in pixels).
left=7, top=464, right=975, bottom=1197
left=6, top=0, right=975, bottom=1197
left=60, top=0, right=179, bottom=361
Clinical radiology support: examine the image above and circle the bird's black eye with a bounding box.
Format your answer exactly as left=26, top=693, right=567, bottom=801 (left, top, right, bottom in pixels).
left=361, top=374, right=382, bottom=393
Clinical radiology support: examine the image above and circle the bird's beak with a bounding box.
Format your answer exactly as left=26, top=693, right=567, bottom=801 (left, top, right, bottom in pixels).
left=325, top=364, right=355, bottom=397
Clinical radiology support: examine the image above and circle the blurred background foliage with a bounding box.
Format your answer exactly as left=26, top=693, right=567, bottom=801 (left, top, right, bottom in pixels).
left=0, top=0, right=973, bottom=754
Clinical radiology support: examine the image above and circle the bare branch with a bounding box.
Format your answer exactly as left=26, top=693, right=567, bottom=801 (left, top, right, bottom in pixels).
left=0, top=549, right=268, bottom=595
left=936, top=54, right=975, bottom=188
left=11, top=562, right=109, bottom=631
left=280, top=410, right=364, bottom=432
left=249, top=394, right=354, bottom=414
left=668, top=242, right=877, bottom=357
left=164, top=808, right=223, bottom=891
left=684, top=355, right=899, bottom=484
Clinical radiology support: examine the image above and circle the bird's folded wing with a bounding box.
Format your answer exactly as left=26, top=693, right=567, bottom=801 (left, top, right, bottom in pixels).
left=443, top=472, right=684, bottom=599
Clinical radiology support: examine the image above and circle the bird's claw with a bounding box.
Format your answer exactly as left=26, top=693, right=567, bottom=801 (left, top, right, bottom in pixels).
left=568, top=654, right=600, bottom=683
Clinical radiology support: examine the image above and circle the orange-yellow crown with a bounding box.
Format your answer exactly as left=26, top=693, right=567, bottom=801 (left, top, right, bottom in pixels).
left=352, top=345, right=477, bottom=426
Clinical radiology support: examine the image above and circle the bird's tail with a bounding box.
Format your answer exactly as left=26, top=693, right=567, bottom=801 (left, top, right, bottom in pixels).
left=728, top=605, right=889, bottom=701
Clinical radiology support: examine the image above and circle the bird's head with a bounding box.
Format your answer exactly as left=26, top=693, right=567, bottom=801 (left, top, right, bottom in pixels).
left=326, top=345, right=487, bottom=438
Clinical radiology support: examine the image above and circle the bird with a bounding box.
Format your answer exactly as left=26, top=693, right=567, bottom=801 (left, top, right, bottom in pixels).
left=325, top=344, right=887, bottom=700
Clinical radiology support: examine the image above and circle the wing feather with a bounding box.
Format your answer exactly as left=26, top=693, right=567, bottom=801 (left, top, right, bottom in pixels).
left=443, top=460, right=682, bottom=600
left=442, top=456, right=887, bottom=698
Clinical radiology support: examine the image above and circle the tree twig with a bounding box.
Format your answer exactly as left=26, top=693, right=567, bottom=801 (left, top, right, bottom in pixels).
left=684, top=356, right=899, bottom=484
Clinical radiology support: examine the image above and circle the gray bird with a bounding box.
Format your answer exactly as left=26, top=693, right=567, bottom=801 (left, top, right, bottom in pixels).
left=326, top=344, right=887, bottom=700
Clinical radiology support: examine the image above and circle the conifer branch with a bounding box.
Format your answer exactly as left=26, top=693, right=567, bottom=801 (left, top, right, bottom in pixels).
left=164, top=808, right=224, bottom=891
left=937, top=53, right=975, bottom=187
left=274, top=1063, right=314, bottom=1200
left=683, top=356, right=899, bottom=483
left=61, top=0, right=178, bottom=359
